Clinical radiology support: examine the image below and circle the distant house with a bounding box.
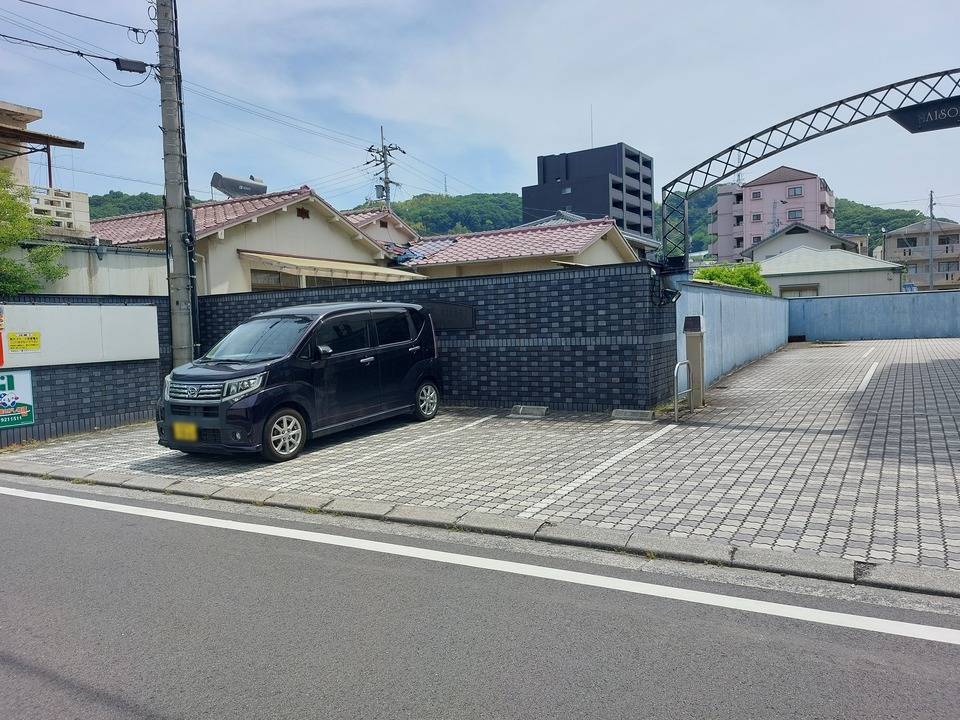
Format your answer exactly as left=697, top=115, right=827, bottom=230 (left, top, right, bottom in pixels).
left=397, top=217, right=640, bottom=278
left=341, top=206, right=420, bottom=252
left=881, top=219, right=960, bottom=291
left=92, top=187, right=422, bottom=294
left=759, top=246, right=903, bottom=297
left=740, top=222, right=860, bottom=261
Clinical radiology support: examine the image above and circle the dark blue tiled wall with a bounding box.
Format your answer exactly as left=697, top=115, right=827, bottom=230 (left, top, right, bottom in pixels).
left=199, top=264, right=677, bottom=412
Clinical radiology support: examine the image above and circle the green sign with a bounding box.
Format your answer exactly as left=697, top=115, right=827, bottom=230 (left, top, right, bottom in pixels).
left=0, top=370, right=34, bottom=428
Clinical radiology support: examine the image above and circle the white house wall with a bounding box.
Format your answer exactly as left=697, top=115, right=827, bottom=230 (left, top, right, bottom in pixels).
left=750, top=232, right=843, bottom=260
left=201, top=202, right=385, bottom=294
left=766, top=270, right=900, bottom=296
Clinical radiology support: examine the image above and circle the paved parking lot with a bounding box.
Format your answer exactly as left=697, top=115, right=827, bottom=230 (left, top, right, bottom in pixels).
left=4, top=338, right=959, bottom=570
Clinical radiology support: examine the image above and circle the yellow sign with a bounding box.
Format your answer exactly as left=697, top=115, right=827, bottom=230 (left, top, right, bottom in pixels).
left=8, top=332, right=41, bottom=352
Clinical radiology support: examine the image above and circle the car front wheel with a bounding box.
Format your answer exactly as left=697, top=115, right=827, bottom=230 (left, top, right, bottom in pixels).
left=262, top=408, right=307, bottom=462
left=413, top=380, right=440, bottom=421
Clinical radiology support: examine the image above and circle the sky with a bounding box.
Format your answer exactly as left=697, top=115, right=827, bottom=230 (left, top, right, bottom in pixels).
left=2, top=0, right=960, bottom=216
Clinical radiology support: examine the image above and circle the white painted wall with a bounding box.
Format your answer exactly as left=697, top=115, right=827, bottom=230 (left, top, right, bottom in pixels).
left=0, top=304, right=159, bottom=368
left=10, top=246, right=168, bottom=296
left=767, top=269, right=900, bottom=296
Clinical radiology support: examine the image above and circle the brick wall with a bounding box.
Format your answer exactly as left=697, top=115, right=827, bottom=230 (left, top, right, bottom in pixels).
left=199, top=264, right=677, bottom=412
left=0, top=294, right=169, bottom=448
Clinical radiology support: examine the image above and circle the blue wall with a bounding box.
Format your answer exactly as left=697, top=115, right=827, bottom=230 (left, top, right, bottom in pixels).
left=789, top=290, right=960, bottom=340
left=675, top=282, right=789, bottom=390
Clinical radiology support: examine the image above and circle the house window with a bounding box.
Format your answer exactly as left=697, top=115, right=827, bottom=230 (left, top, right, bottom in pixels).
left=938, top=261, right=960, bottom=272
left=787, top=185, right=803, bottom=198
left=907, top=263, right=928, bottom=274
left=939, top=234, right=959, bottom=245
left=304, top=276, right=364, bottom=288
left=752, top=236, right=762, bottom=244
left=780, top=284, right=819, bottom=298
left=751, top=190, right=762, bottom=200
left=734, top=238, right=744, bottom=248
left=897, top=237, right=918, bottom=248
left=251, top=270, right=300, bottom=291
left=787, top=209, right=803, bottom=220
left=561, top=186, right=572, bottom=195
left=296, top=207, right=310, bottom=219
left=379, top=219, right=389, bottom=228
left=751, top=213, right=762, bottom=222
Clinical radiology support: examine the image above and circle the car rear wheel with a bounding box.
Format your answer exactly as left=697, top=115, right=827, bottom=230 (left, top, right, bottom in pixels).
left=262, top=408, right=307, bottom=462
left=412, top=380, right=440, bottom=421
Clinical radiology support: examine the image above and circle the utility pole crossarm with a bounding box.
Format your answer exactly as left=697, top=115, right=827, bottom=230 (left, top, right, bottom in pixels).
left=368, top=125, right=403, bottom=211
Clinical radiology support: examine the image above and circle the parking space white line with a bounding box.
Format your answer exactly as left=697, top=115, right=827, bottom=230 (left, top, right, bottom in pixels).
left=1, top=485, right=957, bottom=646
left=862, top=347, right=876, bottom=358
left=518, top=424, right=676, bottom=517
left=856, top=362, right=880, bottom=392
left=330, top=415, right=495, bottom=471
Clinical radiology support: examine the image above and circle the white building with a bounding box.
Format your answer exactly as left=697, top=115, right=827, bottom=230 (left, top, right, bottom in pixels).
left=759, top=246, right=903, bottom=297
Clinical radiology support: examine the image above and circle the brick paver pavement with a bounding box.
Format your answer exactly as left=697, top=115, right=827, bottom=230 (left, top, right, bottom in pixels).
left=4, top=339, right=959, bottom=569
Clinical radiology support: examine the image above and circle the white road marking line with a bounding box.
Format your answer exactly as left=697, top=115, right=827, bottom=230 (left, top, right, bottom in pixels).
left=1, top=485, right=957, bottom=646
left=861, top=347, right=876, bottom=358
left=856, top=361, right=880, bottom=392
left=327, top=415, right=495, bottom=471
left=518, top=424, right=676, bottom=518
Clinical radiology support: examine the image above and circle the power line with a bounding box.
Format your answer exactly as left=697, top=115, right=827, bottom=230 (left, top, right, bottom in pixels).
left=0, top=32, right=154, bottom=69
left=16, top=0, right=150, bottom=34
left=181, top=80, right=374, bottom=147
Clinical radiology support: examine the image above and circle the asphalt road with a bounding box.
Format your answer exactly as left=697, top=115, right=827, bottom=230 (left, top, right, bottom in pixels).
left=1, top=483, right=959, bottom=719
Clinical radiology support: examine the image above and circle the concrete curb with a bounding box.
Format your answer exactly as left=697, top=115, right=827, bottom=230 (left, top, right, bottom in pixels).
left=7, top=467, right=960, bottom=599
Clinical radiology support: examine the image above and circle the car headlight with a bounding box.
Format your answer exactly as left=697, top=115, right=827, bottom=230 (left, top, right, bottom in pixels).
left=163, top=373, right=172, bottom=401
left=223, top=373, right=266, bottom=401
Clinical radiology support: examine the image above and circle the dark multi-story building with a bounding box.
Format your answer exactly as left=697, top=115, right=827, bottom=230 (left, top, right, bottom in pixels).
left=521, top=142, right=654, bottom=237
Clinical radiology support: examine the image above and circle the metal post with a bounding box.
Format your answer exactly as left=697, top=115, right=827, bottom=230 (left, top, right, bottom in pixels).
left=156, top=0, right=194, bottom=367
left=928, top=190, right=936, bottom=291
left=45, top=145, right=53, bottom=188
left=381, top=126, right=391, bottom=210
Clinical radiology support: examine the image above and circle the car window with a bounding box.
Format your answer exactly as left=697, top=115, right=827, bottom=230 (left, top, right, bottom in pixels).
left=409, top=309, right=426, bottom=337
left=203, top=315, right=312, bottom=363
left=316, top=314, right=369, bottom=354
left=374, top=311, right=412, bottom=345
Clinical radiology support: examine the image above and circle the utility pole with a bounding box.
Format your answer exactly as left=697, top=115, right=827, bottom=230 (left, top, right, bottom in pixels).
left=367, top=126, right=403, bottom=210
left=928, top=190, right=936, bottom=292
left=156, top=0, right=197, bottom=366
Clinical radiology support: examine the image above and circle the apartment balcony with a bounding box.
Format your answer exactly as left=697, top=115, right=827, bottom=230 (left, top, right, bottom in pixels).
left=891, top=245, right=960, bottom=261
left=708, top=220, right=718, bottom=235
left=907, top=270, right=960, bottom=289
left=731, top=201, right=743, bottom=213
left=623, top=174, right=641, bottom=190
left=27, top=186, right=90, bottom=236
left=610, top=187, right=623, bottom=203
left=819, top=189, right=836, bottom=207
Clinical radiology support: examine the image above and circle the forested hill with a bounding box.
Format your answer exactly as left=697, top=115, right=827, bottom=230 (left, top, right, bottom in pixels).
left=90, top=189, right=932, bottom=246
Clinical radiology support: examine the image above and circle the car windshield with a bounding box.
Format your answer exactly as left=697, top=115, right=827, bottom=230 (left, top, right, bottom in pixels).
left=202, top=315, right=313, bottom=363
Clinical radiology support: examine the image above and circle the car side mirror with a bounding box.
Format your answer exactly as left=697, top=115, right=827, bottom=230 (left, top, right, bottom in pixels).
left=316, top=343, right=333, bottom=358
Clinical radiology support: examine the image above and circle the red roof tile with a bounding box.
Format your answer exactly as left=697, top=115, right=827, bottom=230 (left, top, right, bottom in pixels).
left=340, top=208, right=386, bottom=227
left=403, top=219, right=616, bottom=266
left=92, top=187, right=313, bottom=245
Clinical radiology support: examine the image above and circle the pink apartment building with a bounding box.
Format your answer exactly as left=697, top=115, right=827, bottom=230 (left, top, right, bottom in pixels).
left=708, top=166, right=836, bottom=262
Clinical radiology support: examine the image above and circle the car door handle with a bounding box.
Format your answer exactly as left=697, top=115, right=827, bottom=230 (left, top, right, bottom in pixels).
left=408, top=346, right=421, bottom=353
left=360, top=356, right=375, bottom=365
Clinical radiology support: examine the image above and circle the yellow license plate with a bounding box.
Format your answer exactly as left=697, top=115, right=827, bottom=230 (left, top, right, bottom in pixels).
left=171, top=421, right=198, bottom=442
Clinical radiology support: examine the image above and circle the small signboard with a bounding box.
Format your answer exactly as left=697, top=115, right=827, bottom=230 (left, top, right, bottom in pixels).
left=0, top=370, right=34, bottom=428
left=8, top=331, right=41, bottom=352
left=889, top=97, right=960, bottom=134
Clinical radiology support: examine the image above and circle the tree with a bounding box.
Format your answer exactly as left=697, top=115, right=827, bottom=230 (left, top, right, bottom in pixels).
left=0, top=170, right=68, bottom=296
left=354, top=192, right=522, bottom=235
left=692, top=262, right=772, bottom=295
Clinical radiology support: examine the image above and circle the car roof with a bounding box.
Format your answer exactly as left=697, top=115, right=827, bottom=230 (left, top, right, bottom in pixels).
left=253, top=301, right=422, bottom=319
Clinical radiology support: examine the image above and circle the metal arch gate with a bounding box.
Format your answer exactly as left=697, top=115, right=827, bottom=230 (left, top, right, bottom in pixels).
left=660, top=67, right=960, bottom=271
